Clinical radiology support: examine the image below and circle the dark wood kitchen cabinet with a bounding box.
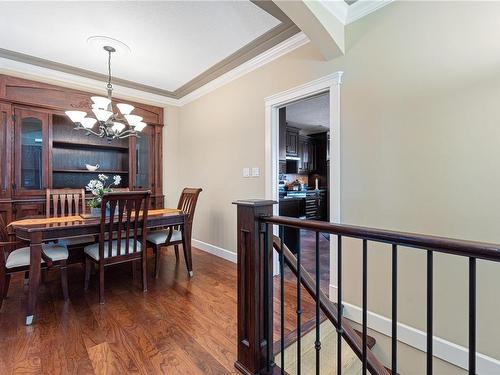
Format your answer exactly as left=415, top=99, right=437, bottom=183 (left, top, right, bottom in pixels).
left=285, top=126, right=299, bottom=157
left=279, top=108, right=287, bottom=162
left=0, top=74, right=165, bottom=221
left=298, top=135, right=316, bottom=174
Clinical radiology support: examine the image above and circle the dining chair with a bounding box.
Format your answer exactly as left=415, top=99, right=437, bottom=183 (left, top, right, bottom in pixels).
left=46, top=188, right=95, bottom=246
left=0, top=215, right=69, bottom=307
left=147, top=187, right=202, bottom=278
left=83, top=191, right=150, bottom=304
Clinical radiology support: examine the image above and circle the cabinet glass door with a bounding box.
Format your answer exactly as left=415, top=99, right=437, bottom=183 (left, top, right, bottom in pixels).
left=14, top=108, right=49, bottom=195
left=134, top=127, right=152, bottom=190
left=0, top=104, right=11, bottom=198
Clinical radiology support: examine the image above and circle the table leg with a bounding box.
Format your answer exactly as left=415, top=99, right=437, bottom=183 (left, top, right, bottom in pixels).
left=181, top=223, right=193, bottom=277
left=26, top=231, right=42, bottom=325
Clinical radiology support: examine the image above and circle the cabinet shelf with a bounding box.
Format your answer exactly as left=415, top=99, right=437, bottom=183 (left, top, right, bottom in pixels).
left=52, top=140, right=129, bottom=152
left=53, top=169, right=129, bottom=174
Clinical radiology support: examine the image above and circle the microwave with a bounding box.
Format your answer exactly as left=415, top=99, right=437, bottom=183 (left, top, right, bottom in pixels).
left=285, top=157, right=300, bottom=174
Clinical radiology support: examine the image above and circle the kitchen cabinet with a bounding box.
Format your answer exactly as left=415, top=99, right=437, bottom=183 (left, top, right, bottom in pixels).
left=279, top=198, right=303, bottom=253
left=285, top=127, right=299, bottom=157
left=298, top=136, right=316, bottom=174
left=279, top=108, right=287, bottom=161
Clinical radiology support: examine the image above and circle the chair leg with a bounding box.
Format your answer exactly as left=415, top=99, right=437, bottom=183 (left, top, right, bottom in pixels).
left=98, top=263, right=105, bottom=304
left=60, top=261, right=69, bottom=301
left=0, top=273, right=9, bottom=309
left=153, top=244, right=160, bottom=279
left=174, top=245, right=180, bottom=261
left=41, top=268, right=49, bottom=283
left=4, top=274, right=10, bottom=299
left=142, top=253, right=148, bottom=293
left=84, top=257, right=91, bottom=291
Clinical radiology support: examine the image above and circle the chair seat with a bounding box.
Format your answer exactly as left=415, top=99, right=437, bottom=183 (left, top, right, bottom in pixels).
left=59, top=236, right=96, bottom=246
left=5, top=243, right=69, bottom=269
left=147, top=229, right=182, bottom=245
left=84, top=239, right=142, bottom=261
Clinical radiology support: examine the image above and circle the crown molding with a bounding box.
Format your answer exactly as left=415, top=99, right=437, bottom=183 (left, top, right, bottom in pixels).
left=347, top=0, right=394, bottom=24
left=320, top=0, right=393, bottom=25
left=0, top=57, right=180, bottom=107
left=177, top=32, right=310, bottom=106
left=0, top=32, right=310, bottom=108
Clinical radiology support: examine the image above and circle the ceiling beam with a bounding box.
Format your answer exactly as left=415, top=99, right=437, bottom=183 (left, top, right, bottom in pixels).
left=273, top=0, right=345, bottom=60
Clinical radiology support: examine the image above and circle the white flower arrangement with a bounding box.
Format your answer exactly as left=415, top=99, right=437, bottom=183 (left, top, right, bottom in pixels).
left=86, top=173, right=122, bottom=208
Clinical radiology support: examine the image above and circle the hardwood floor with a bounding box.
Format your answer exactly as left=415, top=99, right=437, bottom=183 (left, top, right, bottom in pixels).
left=0, top=247, right=240, bottom=375
left=0, top=234, right=331, bottom=375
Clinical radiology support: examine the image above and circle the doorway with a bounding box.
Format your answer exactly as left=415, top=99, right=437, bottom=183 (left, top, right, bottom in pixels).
left=264, top=72, right=343, bottom=296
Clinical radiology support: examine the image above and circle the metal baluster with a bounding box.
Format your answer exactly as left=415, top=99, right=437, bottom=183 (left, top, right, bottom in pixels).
left=297, top=229, right=302, bottom=375
left=469, top=258, right=476, bottom=375
left=264, top=223, right=271, bottom=372
left=392, top=244, right=398, bottom=375
left=280, top=226, right=285, bottom=375
left=427, top=250, right=433, bottom=375
left=337, top=236, right=343, bottom=375
left=315, top=232, right=321, bottom=375
left=362, top=239, right=368, bottom=375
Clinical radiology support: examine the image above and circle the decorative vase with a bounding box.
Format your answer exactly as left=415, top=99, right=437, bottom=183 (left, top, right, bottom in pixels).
left=90, top=207, right=101, bottom=217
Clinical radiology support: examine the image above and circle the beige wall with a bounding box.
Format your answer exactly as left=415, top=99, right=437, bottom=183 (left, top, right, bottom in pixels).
left=164, top=1, right=500, bottom=371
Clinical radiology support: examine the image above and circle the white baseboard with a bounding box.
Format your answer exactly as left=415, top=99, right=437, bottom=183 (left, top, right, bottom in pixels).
left=329, top=285, right=500, bottom=373
left=192, top=239, right=237, bottom=263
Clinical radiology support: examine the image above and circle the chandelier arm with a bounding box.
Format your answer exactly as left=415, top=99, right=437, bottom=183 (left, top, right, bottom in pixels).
left=75, top=126, right=105, bottom=138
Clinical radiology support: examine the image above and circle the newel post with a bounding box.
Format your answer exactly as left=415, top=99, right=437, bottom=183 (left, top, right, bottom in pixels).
left=233, top=199, right=277, bottom=375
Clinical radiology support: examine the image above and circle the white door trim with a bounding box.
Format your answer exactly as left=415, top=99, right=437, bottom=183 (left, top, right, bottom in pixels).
left=264, top=71, right=343, bottom=275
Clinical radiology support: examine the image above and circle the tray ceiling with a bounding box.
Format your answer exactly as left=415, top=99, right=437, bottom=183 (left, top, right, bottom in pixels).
left=0, top=1, right=297, bottom=98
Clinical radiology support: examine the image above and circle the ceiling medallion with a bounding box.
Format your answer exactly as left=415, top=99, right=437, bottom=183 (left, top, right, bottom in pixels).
left=65, top=43, right=145, bottom=142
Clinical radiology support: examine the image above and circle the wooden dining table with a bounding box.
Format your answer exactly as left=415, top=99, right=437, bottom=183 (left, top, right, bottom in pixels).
left=9, top=208, right=190, bottom=325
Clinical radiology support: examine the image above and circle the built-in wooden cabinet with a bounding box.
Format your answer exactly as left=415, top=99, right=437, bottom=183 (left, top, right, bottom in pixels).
left=13, top=107, right=50, bottom=196
left=0, top=103, right=12, bottom=199
left=0, top=74, right=164, bottom=221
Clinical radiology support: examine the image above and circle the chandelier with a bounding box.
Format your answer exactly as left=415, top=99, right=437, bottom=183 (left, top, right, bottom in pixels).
left=65, top=45, right=146, bottom=141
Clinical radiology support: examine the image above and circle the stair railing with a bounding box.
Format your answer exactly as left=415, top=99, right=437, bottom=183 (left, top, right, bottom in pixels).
left=233, top=200, right=500, bottom=375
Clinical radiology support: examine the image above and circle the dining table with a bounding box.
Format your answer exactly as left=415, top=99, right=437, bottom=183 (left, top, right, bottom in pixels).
left=9, top=208, right=190, bottom=325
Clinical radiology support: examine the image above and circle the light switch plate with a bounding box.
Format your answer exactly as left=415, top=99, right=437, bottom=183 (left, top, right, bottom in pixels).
left=243, top=167, right=250, bottom=178
left=251, top=167, right=260, bottom=177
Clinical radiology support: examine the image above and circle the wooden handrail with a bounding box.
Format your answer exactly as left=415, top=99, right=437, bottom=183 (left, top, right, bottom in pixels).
left=272, top=235, right=388, bottom=375
left=263, top=216, right=500, bottom=262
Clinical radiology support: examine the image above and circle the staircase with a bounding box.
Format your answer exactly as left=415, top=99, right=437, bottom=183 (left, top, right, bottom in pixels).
left=276, top=320, right=377, bottom=375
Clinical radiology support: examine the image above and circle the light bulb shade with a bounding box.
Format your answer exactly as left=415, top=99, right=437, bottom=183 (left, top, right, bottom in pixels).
left=81, top=117, right=97, bottom=129
left=90, top=96, right=111, bottom=109
left=117, top=103, right=134, bottom=115
left=92, top=108, right=113, bottom=122
left=134, top=121, right=147, bottom=132
left=112, top=122, right=125, bottom=133
left=125, top=114, right=143, bottom=126
left=65, top=110, right=87, bottom=123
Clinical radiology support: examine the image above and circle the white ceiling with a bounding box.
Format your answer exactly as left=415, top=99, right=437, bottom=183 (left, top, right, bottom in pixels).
left=0, top=1, right=280, bottom=92
left=286, top=93, right=330, bottom=134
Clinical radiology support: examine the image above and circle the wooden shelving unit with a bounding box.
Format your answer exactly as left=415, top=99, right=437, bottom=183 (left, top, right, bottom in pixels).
left=51, top=114, right=130, bottom=189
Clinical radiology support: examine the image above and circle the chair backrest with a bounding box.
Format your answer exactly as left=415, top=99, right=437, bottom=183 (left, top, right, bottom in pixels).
left=46, top=188, right=86, bottom=217
left=110, top=188, right=130, bottom=192
left=177, top=188, right=202, bottom=225
left=98, top=191, right=151, bottom=260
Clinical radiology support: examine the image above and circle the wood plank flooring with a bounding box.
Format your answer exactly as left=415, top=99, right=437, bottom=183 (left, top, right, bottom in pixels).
left=0, top=233, right=331, bottom=375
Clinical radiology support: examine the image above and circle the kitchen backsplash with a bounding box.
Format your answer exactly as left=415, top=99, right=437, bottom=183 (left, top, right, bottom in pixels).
left=280, top=174, right=308, bottom=185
